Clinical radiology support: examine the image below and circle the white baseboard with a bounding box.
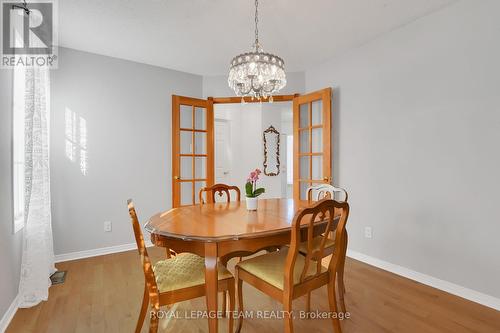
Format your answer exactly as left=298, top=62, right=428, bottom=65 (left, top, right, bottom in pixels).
left=347, top=249, right=500, bottom=311
left=54, top=241, right=152, bottom=263
left=0, top=294, right=19, bottom=333
left=53, top=242, right=500, bottom=311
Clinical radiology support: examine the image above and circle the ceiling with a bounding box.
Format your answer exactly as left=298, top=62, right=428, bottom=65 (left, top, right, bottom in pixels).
left=58, top=0, right=456, bottom=76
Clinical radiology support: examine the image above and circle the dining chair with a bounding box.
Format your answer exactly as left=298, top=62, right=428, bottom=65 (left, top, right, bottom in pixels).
left=198, top=183, right=241, bottom=315
left=303, top=184, right=349, bottom=313
left=127, top=199, right=235, bottom=333
left=235, top=199, right=350, bottom=333
left=307, top=183, right=348, bottom=202
left=199, top=183, right=241, bottom=204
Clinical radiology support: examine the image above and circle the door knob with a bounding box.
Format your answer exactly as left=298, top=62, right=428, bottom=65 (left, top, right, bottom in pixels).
left=174, top=175, right=180, bottom=180
left=323, top=176, right=331, bottom=182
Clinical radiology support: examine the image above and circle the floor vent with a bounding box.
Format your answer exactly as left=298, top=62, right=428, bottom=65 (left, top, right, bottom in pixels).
left=50, top=271, right=67, bottom=285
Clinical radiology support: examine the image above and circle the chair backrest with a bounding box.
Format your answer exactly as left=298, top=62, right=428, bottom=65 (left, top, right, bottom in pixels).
left=127, top=199, right=160, bottom=302
left=307, top=184, right=348, bottom=202
left=285, top=199, right=349, bottom=289
left=199, top=183, right=241, bottom=204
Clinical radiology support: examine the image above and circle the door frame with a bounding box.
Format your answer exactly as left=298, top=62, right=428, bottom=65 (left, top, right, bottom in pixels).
left=172, top=91, right=332, bottom=207
left=211, top=95, right=297, bottom=104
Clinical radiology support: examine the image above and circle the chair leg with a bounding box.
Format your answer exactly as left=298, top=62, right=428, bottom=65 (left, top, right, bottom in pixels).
left=149, top=305, right=159, bottom=333
left=328, top=279, right=342, bottom=333
left=306, top=292, right=311, bottom=314
left=235, top=269, right=244, bottom=333
left=338, top=230, right=348, bottom=313
left=221, top=291, right=227, bottom=317
left=283, top=297, right=294, bottom=333
left=135, top=284, right=149, bottom=333
left=221, top=259, right=230, bottom=317
left=228, top=280, right=235, bottom=333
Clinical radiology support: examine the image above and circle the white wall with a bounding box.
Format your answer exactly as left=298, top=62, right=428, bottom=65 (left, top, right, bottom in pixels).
left=0, top=69, right=23, bottom=324
left=305, top=0, right=500, bottom=298
left=50, top=48, right=202, bottom=255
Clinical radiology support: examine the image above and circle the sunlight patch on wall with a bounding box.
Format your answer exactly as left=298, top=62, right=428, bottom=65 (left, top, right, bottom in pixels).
left=79, top=117, right=88, bottom=175
left=64, top=107, right=88, bottom=175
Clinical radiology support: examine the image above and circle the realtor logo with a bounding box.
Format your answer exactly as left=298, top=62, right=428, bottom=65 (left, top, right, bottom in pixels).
left=1, top=0, right=58, bottom=68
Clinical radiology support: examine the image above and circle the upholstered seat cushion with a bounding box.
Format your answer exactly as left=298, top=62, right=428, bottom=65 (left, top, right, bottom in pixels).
left=236, top=248, right=327, bottom=290
left=153, top=253, right=233, bottom=293
left=298, top=236, right=335, bottom=255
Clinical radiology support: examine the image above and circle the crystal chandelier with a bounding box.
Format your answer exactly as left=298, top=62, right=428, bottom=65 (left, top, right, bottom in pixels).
left=228, top=0, right=286, bottom=101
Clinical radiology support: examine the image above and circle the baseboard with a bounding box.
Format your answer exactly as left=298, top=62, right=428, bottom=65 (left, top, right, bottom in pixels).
left=0, top=294, right=19, bottom=333
left=347, top=249, right=500, bottom=311
left=54, top=241, right=153, bottom=263
left=53, top=243, right=500, bottom=311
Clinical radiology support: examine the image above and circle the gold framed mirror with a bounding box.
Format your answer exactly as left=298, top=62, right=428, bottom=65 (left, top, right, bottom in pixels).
left=263, top=125, right=280, bottom=176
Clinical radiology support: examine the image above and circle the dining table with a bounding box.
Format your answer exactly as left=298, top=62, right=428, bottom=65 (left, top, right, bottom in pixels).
left=145, top=198, right=341, bottom=333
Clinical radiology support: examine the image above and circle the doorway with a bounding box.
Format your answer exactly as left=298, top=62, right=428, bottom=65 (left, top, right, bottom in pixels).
left=171, top=89, right=332, bottom=207
left=213, top=102, right=293, bottom=200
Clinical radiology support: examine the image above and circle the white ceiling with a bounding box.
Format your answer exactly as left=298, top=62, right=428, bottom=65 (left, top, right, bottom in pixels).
left=58, top=0, right=456, bottom=76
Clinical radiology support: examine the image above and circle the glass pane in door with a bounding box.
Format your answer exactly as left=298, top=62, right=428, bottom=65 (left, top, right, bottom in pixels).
left=195, top=157, right=206, bottom=179
left=180, top=156, right=192, bottom=179
left=194, top=181, right=206, bottom=204
left=180, top=105, right=192, bottom=128
left=194, top=132, right=207, bottom=154
left=311, top=128, right=323, bottom=152
left=299, top=130, right=309, bottom=153
left=300, top=181, right=309, bottom=200
left=311, top=100, right=322, bottom=125
left=299, top=103, right=309, bottom=128
left=311, top=156, right=323, bottom=180
left=180, top=131, right=192, bottom=154
left=181, top=182, right=193, bottom=206
left=299, top=156, right=310, bottom=179
left=194, top=107, right=206, bottom=130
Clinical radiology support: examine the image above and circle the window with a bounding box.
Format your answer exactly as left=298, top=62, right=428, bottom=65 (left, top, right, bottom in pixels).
left=13, top=66, right=26, bottom=233
left=287, top=135, right=293, bottom=184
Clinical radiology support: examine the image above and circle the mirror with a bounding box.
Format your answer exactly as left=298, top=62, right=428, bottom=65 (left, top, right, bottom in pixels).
left=263, top=125, right=280, bottom=176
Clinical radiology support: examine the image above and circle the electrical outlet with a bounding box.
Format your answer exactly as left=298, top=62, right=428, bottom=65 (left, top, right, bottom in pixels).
left=364, top=226, right=372, bottom=239
left=104, top=221, right=112, bottom=232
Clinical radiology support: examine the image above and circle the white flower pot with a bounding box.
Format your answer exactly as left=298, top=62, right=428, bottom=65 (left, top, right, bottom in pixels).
left=246, top=197, right=258, bottom=211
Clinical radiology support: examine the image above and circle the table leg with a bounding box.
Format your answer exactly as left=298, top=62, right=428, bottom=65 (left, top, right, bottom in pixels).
left=205, top=242, right=218, bottom=333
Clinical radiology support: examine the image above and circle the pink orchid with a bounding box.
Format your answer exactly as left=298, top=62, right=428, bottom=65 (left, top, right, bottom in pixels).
left=255, top=168, right=262, bottom=175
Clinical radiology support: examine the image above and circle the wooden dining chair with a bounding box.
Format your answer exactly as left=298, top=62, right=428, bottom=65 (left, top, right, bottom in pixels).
left=127, top=199, right=235, bottom=333
left=303, top=184, right=349, bottom=313
left=198, top=183, right=241, bottom=315
left=198, top=183, right=241, bottom=204
left=307, top=183, right=348, bottom=202
left=235, top=199, right=350, bottom=333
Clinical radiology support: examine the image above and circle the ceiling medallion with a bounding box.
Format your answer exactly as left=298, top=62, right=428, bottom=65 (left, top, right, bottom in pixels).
left=228, top=0, right=286, bottom=102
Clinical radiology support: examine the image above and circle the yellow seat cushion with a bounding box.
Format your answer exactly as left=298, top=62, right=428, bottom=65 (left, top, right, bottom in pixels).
left=236, top=249, right=327, bottom=290
left=298, top=236, right=335, bottom=255
left=153, top=253, right=233, bottom=293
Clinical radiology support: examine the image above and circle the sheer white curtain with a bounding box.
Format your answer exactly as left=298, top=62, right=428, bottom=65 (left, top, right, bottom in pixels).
left=17, top=66, right=56, bottom=308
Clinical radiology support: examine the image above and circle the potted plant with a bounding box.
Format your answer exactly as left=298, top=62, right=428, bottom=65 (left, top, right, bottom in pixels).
left=245, top=168, right=265, bottom=211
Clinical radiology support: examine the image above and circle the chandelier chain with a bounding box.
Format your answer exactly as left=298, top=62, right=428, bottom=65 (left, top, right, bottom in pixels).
left=228, top=0, right=286, bottom=100
left=254, top=0, right=259, bottom=48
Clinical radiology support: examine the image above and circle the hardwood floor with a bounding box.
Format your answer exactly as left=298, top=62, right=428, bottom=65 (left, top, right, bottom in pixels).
left=7, top=247, right=500, bottom=333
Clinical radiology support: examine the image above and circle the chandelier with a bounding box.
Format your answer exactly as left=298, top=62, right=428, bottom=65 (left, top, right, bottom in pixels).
left=228, top=0, right=286, bottom=101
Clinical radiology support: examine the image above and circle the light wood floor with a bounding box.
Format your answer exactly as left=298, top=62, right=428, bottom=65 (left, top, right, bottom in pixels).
left=7, top=247, right=500, bottom=333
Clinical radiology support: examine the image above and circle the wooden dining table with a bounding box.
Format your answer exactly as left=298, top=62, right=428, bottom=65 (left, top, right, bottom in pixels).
left=145, top=198, right=340, bottom=333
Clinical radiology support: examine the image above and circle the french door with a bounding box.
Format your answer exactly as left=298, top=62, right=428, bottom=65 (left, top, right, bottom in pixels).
left=293, top=88, right=332, bottom=201
left=172, top=95, right=214, bottom=207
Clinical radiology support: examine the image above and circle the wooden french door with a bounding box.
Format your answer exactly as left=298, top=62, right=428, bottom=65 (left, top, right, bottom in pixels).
left=172, top=95, right=214, bottom=207
left=293, top=88, right=332, bottom=201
